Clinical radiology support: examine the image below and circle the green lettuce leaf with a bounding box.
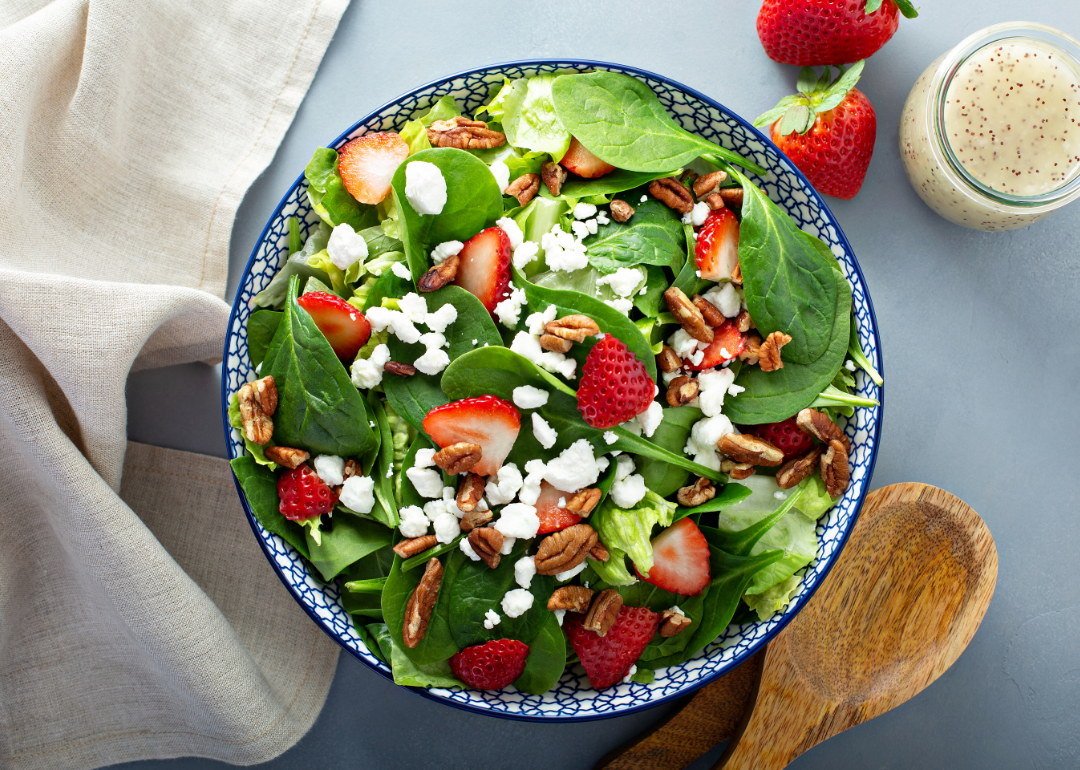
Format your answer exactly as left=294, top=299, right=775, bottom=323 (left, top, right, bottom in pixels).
left=744, top=574, right=803, bottom=621
left=254, top=223, right=332, bottom=308
left=400, top=95, right=462, bottom=155
left=500, top=75, right=572, bottom=160
left=592, top=490, right=677, bottom=578
left=795, top=473, right=838, bottom=520
left=227, top=392, right=277, bottom=469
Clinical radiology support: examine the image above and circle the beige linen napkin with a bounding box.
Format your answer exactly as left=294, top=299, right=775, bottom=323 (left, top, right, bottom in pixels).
left=0, top=0, right=351, bottom=767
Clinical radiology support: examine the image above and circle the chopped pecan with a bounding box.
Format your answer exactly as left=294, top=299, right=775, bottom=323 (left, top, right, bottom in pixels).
left=796, top=408, right=851, bottom=454
left=589, top=543, right=610, bottom=562
left=237, top=377, right=277, bottom=445
left=565, top=488, right=602, bottom=517
left=541, top=161, right=567, bottom=197
left=342, top=459, right=360, bottom=481
left=505, top=173, right=541, bottom=206
left=427, top=116, right=506, bottom=150
left=739, top=331, right=762, bottom=365
left=692, top=294, right=725, bottom=327
left=719, top=187, right=744, bottom=208
left=731, top=261, right=743, bottom=287
left=718, top=433, right=784, bottom=467
left=460, top=507, right=493, bottom=532
left=456, top=472, right=485, bottom=513
left=820, top=439, right=851, bottom=497
left=433, top=442, right=482, bottom=476
left=693, top=170, right=729, bottom=199
left=733, top=310, right=754, bottom=333
left=776, top=446, right=826, bottom=489
left=468, top=527, right=504, bottom=569
left=393, top=535, right=439, bottom=559
left=418, top=254, right=459, bottom=292
left=609, top=199, right=635, bottom=222
left=263, top=445, right=309, bottom=469
left=384, top=361, right=416, bottom=377
left=584, top=589, right=623, bottom=637
left=534, top=523, right=598, bottom=575
left=664, top=287, right=713, bottom=343
left=649, top=177, right=694, bottom=214
left=547, top=585, right=595, bottom=612
left=539, top=333, right=573, bottom=353
left=758, top=331, right=792, bottom=372
left=659, top=609, right=693, bottom=637
left=720, top=459, right=755, bottom=479
left=677, top=477, right=715, bottom=507
left=403, top=557, right=443, bottom=648
left=705, top=192, right=726, bottom=210
left=545, top=314, right=600, bottom=342
left=657, top=344, right=682, bottom=373
left=666, top=375, right=699, bottom=407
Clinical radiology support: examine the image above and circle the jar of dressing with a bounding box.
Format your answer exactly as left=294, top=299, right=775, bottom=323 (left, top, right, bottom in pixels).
left=900, top=22, right=1080, bottom=230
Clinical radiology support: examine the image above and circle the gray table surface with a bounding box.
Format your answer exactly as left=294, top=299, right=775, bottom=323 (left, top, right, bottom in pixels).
left=123, top=0, right=1080, bottom=767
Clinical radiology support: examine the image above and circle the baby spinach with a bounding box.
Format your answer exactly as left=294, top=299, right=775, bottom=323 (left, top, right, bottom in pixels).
left=401, top=536, right=462, bottom=572
left=383, top=373, right=448, bottom=439
left=637, top=592, right=706, bottom=664
left=390, top=148, right=504, bottom=279
left=248, top=310, right=282, bottom=368
left=263, top=276, right=377, bottom=456
left=364, top=393, right=400, bottom=528
left=634, top=265, right=668, bottom=319
left=229, top=455, right=308, bottom=558
left=306, top=514, right=392, bottom=582
left=583, top=197, right=685, bottom=272
left=559, top=169, right=673, bottom=200
left=513, top=611, right=567, bottom=695
left=847, top=316, right=883, bottom=386
left=636, top=406, right=701, bottom=497
left=672, top=482, right=754, bottom=523
left=390, top=640, right=463, bottom=689
left=550, top=71, right=766, bottom=175
left=381, top=553, right=459, bottom=666
left=500, top=74, right=572, bottom=159
left=671, top=222, right=710, bottom=298
left=306, top=147, right=378, bottom=232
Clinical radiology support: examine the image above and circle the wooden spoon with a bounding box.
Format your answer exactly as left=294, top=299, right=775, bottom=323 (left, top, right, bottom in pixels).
left=597, top=483, right=997, bottom=770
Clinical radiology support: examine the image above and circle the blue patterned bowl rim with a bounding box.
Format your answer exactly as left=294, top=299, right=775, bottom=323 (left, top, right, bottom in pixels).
left=222, top=58, right=884, bottom=723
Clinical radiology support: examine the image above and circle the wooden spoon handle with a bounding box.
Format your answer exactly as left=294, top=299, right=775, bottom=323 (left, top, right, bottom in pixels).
left=594, top=650, right=765, bottom=770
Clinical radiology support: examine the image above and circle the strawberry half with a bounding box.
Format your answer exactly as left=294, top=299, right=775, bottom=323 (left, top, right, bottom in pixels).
left=422, top=395, right=520, bottom=477
left=449, top=639, right=530, bottom=690
left=684, top=321, right=745, bottom=372
left=565, top=606, right=660, bottom=690
left=748, top=416, right=816, bottom=460
left=453, top=227, right=512, bottom=315
left=337, top=132, right=409, bottom=205
left=535, top=480, right=583, bottom=535
left=695, top=208, right=740, bottom=282
left=297, top=291, right=372, bottom=362
left=560, top=137, right=616, bottom=179
left=635, top=518, right=711, bottom=596
left=576, top=336, right=656, bottom=429
left=277, top=465, right=338, bottom=522
left=757, top=0, right=917, bottom=67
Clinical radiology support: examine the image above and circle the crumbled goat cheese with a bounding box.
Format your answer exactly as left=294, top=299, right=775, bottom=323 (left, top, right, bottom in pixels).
left=519, top=459, right=546, bottom=506
left=432, top=511, right=460, bottom=544
left=513, top=385, right=550, bottom=410
left=596, top=210, right=610, bottom=226
left=704, top=282, right=741, bottom=318
left=496, top=216, right=524, bottom=249
left=605, top=298, right=634, bottom=315
left=690, top=201, right=710, bottom=227
left=500, top=536, right=516, bottom=555
left=636, top=401, right=663, bottom=438
left=460, top=536, right=481, bottom=561
left=697, top=368, right=736, bottom=417
left=668, top=604, right=684, bottom=615
left=597, top=267, right=644, bottom=298
left=669, top=328, right=700, bottom=358
left=327, top=223, right=369, bottom=270
left=623, top=665, right=638, bottom=684
left=419, top=331, right=447, bottom=351
left=351, top=343, right=391, bottom=389
left=661, top=370, right=682, bottom=386
left=494, top=285, right=528, bottom=328
left=366, top=307, right=421, bottom=344
left=774, top=491, right=788, bottom=500
left=485, top=463, right=524, bottom=506
left=595, top=456, right=610, bottom=473
left=489, top=160, right=511, bottom=192
left=425, top=303, right=458, bottom=334
left=555, top=561, right=587, bottom=582
left=406, top=466, right=444, bottom=499
left=405, top=161, right=447, bottom=215
left=532, top=413, right=557, bottom=449
left=610, top=473, right=648, bottom=508
left=511, top=331, right=577, bottom=379
left=603, top=431, right=618, bottom=445
left=615, top=454, right=636, bottom=482
left=494, top=503, right=540, bottom=539
left=728, top=382, right=745, bottom=397
left=544, top=439, right=601, bottom=492
left=688, top=350, right=705, bottom=366
left=339, top=475, right=375, bottom=513
left=640, top=194, right=648, bottom=203
left=514, top=556, right=537, bottom=590
left=398, top=505, right=429, bottom=538
left=430, top=240, right=463, bottom=264
left=512, top=240, right=540, bottom=269
left=414, top=347, right=450, bottom=376
left=685, top=415, right=735, bottom=471
left=414, top=448, right=436, bottom=468
left=845, top=359, right=857, bottom=372
left=574, top=202, right=598, bottom=219
left=501, top=588, right=535, bottom=618
left=312, top=455, right=346, bottom=486
left=619, top=418, right=642, bottom=438
left=398, top=292, right=428, bottom=323
left=571, top=219, right=590, bottom=240
left=483, top=609, right=501, bottom=629
left=554, top=609, right=566, bottom=626
left=541, top=225, right=588, bottom=272
left=390, top=260, right=412, bottom=280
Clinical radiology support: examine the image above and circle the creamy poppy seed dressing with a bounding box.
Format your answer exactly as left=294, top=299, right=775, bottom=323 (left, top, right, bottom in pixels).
left=943, top=41, right=1080, bottom=196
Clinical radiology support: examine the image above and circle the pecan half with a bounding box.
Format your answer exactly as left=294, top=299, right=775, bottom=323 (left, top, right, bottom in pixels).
left=248, top=376, right=278, bottom=415
left=460, top=507, right=493, bottom=532
left=776, top=446, right=826, bottom=489
left=719, top=187, right=744, bottom=208
left=539, top=333, right=573, bottom=353
left=720, top=459, right=755, bottom=480
left=468, top=527, right=504, bottom=569
left=584, top=589, right=623, bottom=637
left=534, top=523, right=598, bottom=575
left=456, top=472, right=485, bottom=514
left=733, top=310, right=754, bottom=333
left=393, top=535, right=439, bottom=559
left=263, top=445, right=309, bottom=469
left=758, top=331, right=792, bottom=372
left=565, top=488, right=602, bottom=517
left=657, top=344, right=682, bottom=373
left=692, top=294, right=725, bottom=327
left=238, top=377, right=277, bottom=445
left=418, top=254, right=459, bottom=292
left=666, top=375, right=699, bottom=407
left=693, top=170, right=729, bottom=200
left=433, top=442, right=482, bottom=476
left=820, top=439, right=851, bottom=497
left=545, top=314, right=600, bottom=342
left=796, top=408, right=851, bottom=454
left=609, top=199, right=635, bottom=222
left=739, top=331, right=762, bottom=365
left=548, top=585, right=595, bottom=612
left=541, top=161, right=567, bottom=197
left=403, top=557, right=443, bottom=648
left=384, top=361, right=416, bottom=377
left=718, top=433, right=785, bottom=467
left=705, top=192, right=726, bottom=211
left=505, top=173, right=540, bottom=206
left=589, top=543, right=610, bottom=562
left=677, top=477, right=715, bottom=507
left=664, top=287, right=713, bottom=343
left=649, top=177, right=694, bottom=214
left=659, top=609, right=693, bottom=637
left=428, top=116, right=505, bottom=150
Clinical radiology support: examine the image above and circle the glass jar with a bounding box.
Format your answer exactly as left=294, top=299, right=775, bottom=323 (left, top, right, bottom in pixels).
left=899, top=22, right=1080, bottom=231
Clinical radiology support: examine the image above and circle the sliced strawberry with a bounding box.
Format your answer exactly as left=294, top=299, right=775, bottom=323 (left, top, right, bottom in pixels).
left=577, top=336, right=656, bottom=429
left=635, top=518, right=711, bottom=596
left=749, top=416, right=816, bottom=460
left=534, top=480, right=583, bottom=535
left=422, top=395, right=520, bottom=477
left=277, top=465, right=337, bottom=522
left=337, top=132, right=409, bottom=205
left=450, top=639, right=530, bottom=690
left=560, top=137, right=616, bottom=179
left=683, top=320, right=745, bottom=372
left=565, top=606, right=660, bottom=690
left=297, top=291, right=372, bottom=361
left=695, top=208, right=740, bottom=281
left=453, top=227, right=512, bottom=315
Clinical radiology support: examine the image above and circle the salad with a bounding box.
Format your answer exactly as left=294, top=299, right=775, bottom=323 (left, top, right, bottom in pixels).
left=229, top=70, right=882, bottom=695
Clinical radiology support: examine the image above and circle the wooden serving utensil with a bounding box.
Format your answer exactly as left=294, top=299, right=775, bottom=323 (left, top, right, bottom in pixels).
left=597, top=483, right=998, bottom=770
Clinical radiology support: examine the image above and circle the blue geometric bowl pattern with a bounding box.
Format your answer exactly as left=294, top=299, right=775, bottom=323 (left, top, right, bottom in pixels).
left=222, top=60, right=883, bottom=722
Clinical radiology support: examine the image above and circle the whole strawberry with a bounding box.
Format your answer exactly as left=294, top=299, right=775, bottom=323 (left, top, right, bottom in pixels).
left=449, top=639, right=530, bottom=690
left=576, top=336, right=655, bottom=429
left=754, top=62, right=876, bottom=200
left=277, top=465, right=337, bottom=522
left=757, top=0, right=918, bottom=66
left=565, top=606, right=659, bottom=690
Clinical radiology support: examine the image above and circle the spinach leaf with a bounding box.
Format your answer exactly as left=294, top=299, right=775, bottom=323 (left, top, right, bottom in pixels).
left=637, top=592, right=706, bottom=664
left=390, top=148, right=504, bottom=280
left=671, top=222, right=710, bottom=297
left=672, top=482, right=754, bottom=522
left=355, top=622, right=387, bottom=663
left=364, top=393, right=400, bottom=528
left=248, top=310, right=282, bottom=368
left=500, top=74, right=572, bottom=159
left=550, top=71, right=765, bottom=175
left=513, top=611, right=567, bottom=695
left=559, top=169, right=674, bottom=200
left=263, top=276, right=377, bottom=456
left=390, top=639, right=463, bottom=688
left=288, top=217, right=302, bottom=255
left=306, top=514, right=392, bottom=582
left=446, top=541, right=554, bottom=648
left=634, top=264, right=668, bottom=318
left=583, top=196, right=685, bottom=272
left=383, top=371, right=448, bottom=438
left=229, top=455, right=308, bottom=558
left=306, top=147, right=378, bottom=232
left=381, top=553, right=458, bottom=666
left=636, top=406, right=700, bottom=497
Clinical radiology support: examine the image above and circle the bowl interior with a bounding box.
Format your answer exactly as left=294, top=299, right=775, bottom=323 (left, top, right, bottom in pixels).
left=223, top=60, right=883, bottom=721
